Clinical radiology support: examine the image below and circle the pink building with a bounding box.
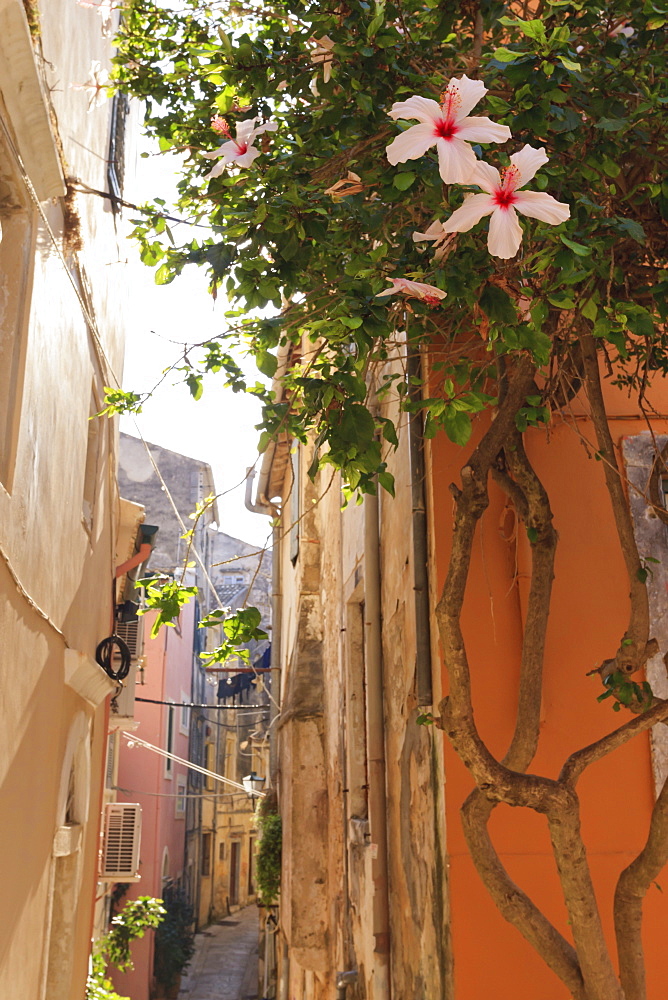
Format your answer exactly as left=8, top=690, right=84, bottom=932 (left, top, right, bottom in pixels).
left=113, top=600, right=196, bottom=1000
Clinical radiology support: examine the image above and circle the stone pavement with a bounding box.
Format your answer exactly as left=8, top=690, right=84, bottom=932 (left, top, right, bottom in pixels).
left=177, top=905, right=259, bottom=1000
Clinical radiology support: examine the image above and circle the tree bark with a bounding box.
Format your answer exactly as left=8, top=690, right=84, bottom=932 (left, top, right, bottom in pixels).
left=614, top=775, right=668, bottom=1000
left=580, top=331, right=651, bottom=676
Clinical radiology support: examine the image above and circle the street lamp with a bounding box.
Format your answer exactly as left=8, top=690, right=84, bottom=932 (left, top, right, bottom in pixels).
left=242, top=771, right=266, bottom=803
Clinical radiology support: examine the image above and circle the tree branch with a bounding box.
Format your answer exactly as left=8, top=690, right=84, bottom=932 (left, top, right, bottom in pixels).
left=460, top=433, right=583, bottom=993
left=461, top=790, right=587, bottom=999
left=580, top=331, right=651, bottom=676
left=547, top=789, right=625, bottom=1000
left=614, top=775, right=668, bottom=1000
left=560, top=699, right=668, bottom=785
left=435, top=355, right=537, bottom=776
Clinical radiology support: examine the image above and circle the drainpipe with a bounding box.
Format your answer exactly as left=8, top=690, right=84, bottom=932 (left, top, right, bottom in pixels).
left=407, top=350, right=433, bottom=707
left=336, top=970, right=359, bottom=999
left=244, top=469, right=282, bottom=783
left=364, top=485, right=392, bottom=1000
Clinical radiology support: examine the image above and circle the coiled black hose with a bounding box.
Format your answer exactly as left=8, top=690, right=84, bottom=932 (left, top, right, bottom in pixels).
left=96, top=635, right=132, bottom=681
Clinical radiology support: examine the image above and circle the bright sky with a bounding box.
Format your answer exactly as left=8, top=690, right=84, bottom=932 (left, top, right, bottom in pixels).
left=120, top=131, right=273, bottom=548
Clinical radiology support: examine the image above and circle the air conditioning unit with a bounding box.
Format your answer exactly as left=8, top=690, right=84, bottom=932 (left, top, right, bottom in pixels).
left=110, top=658, right=140, bottom=724
left=115, top=617, right=144, bottom=661
left=100, top=803, right=142, bottom=882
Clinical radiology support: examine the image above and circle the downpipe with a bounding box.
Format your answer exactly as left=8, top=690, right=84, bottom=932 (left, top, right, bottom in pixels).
left=364, top=485, right=392, bottom=1000
left=407, top=350, right=433, bottom=707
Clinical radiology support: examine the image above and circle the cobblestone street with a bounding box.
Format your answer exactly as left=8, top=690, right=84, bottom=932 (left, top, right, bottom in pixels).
left=177, top=906, right=259, bottom=1000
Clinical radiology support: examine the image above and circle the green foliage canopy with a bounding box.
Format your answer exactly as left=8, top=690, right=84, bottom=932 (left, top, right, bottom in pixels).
left=112, top=0, right=667, bottom=501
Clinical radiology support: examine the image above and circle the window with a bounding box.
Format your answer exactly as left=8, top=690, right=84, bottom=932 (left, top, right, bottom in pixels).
left=180, top=692, right=190, bottom=735
left=219, top=842, right=225, bottom=862
left=201, top=832, right=212, bottom=877
left=161, top=847, right=170, bottom=887
left=175, top=777, right=186, bottom=818
left=223, top=573, right=245, bottom=586
left=205, top=741, right=215, bottom=791
left=224, top=734, right=236, bottom=782
left=164, top=702, right=174, bottom=778
left=229, top=841, right=240, bottom=905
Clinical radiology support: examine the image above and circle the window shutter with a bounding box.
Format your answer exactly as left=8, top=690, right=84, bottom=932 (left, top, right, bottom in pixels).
left=100, top=803, right=142, bottom=881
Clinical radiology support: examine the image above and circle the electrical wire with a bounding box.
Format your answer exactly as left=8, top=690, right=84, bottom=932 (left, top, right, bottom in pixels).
left=120, top=732, right=265, bottom=796
left=135, top=696, right=268, bottom=710
left=113, top=785, right=248, bottom=801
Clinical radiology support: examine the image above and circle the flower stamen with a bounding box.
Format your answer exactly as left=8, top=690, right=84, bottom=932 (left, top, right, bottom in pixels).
left=439, top=84, right=461, bottom=118
left=211, top=115, right=232, bottom=137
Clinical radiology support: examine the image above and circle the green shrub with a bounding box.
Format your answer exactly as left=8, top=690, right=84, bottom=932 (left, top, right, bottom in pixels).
left=256, top=806, right=282, bottom=906
left=153, top=884, right=196, bottom=992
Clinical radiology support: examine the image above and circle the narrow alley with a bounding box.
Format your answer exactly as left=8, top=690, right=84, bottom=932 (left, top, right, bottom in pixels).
left=177, top=906, right=259, bottom=1000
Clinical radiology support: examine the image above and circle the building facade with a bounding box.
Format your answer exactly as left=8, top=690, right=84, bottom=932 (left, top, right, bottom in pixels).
left=0, top=1, right=136, bottom=997
left=250, top=342, right=668, bottom=999
left=250, top=351, right=449, bottom=999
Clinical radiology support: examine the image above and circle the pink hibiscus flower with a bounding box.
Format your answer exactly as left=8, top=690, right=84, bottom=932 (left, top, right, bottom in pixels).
left=376, top=278, right=447, bottom=306
left=386, top=75, right=511, bottom=184
left=203, top=116, right=277, bottom=177
left=441, top=145, right=570, bottom=259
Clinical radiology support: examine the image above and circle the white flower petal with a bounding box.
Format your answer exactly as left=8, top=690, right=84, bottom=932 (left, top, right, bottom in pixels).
left=513, top=190, right=570, bottom=225
left=234, top=146, right=261, bottom=167
left=388, top=96, right=442, bottom=125
left=235, top=118, right=259, bottom=142
left=510, top=145, right=549, bottom=188
left=202, top=138, right=238, bottom=160
left=488, top=206, right=524, bottom=258
left=470, top=159, right=502, bottom=195
left=413, top=220, right=446, bottom=243
left=376, top=278, right=446, bottom=301
left=253, top=121, right=279, bottom=136
left=449, top=75, right=487, bottom=120
left=436, top=137, right=478, bottom=184
left=386, top=123, right=437, bottom=165
left=204, top=159, right=228, bottom=179
left=456, top=116, right=512, bottom=144
left=442, top=193, right=496, bottom=233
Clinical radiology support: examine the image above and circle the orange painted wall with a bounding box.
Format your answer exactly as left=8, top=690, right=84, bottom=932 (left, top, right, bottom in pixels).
left=429, top=379, right=668, bottom=999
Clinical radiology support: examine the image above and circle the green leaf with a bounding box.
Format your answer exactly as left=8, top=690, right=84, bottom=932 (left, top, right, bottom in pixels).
left=558, top=55, right=581, bottom=72
left=443, top=409, right=472, bottom=446
left=498, top=16, right=547, bottom=44
left=560, top=235, right=591, bottom=256
left=615, top=218, right=646, bottom=244
left=155, top=263, right=175, bottom=285
left=378, top=470, right=395, bottom=496
left=257, top=351, right=278, bottom=378
left=594, top=117, right=627, bottom=132
left=367, top=3, right=386, bottom=39
left=393, top=172, right=416, bottom=191
left=490, top=47, right=529, bottom=63
left=479, top=284, right=517, bottom=325
left=581, top=297, right=598, bottom=321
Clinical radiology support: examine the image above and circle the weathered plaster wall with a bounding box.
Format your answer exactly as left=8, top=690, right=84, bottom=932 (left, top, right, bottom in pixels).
left=275, top=362, right=448, bottom=998
left=0, top=3, right=135, bottom=996
left=429, top=376, right=668, bottom=999
left=113, top=605, right=194, bottom=1000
